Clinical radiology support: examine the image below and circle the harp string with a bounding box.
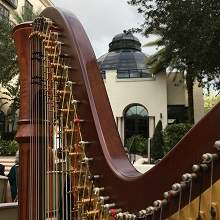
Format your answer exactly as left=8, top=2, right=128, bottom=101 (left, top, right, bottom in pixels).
left=188, top=178, right=193, bottom=218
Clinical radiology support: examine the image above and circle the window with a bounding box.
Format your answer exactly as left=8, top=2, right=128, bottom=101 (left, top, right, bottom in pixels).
left=24, top=0, right=33, bottom=11
left=0, top=4, right=9, bottom=21
left=117, top=69, right=152, bottom=79
left=22, top=0, right=33, bottom=20
left=167, top=105, right=188, bottom=124
left=124, top=104, right=149, bottom=140
left=4, top=0, right=18, bottom=9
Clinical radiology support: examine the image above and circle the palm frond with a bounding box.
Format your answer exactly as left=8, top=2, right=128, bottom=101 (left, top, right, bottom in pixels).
left=143, top=38, right=163, bottom=47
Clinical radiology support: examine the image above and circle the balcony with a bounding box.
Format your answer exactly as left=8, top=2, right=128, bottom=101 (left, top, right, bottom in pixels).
left=3, top=0, right=17, bottom=9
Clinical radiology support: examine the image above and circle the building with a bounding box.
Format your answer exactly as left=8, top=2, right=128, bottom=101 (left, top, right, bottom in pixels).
left=98, top=31, right=204, bottom=144
left=0, top=0, right=53, bottom=22
left=0, top=0, right=53, bottom=136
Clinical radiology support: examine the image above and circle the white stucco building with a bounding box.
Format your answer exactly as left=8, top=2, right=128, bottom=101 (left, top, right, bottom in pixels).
left=0, top=0, right=53, bottom=22
left=98, top=31, right=204, bottom=144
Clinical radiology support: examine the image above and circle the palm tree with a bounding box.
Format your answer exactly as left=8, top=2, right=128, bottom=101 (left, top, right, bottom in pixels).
left=0, top=7, right=40, bottom=137
left=13, top=7, right=40, bottom=23
left=0, top=81, right=20, bottom=131
left=145, top=36, right=195, bottom=123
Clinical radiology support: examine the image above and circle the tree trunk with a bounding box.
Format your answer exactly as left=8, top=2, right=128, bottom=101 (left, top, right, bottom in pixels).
left=186, top=64, right=195, bottom=124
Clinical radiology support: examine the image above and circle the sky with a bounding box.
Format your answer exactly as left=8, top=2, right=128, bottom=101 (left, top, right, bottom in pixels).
left=53, top=0, right=157, bottom=58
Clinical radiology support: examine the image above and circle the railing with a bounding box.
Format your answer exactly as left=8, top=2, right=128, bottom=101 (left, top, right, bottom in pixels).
left=101, top=68, right=153, bottom=79
left=117, top=68, right=153, bottom=79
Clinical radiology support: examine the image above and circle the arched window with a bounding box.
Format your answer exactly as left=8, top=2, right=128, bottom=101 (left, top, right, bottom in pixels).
left=124, top=104, right=149, bottom=140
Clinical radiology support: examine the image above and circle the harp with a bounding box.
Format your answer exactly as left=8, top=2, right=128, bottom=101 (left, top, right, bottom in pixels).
left=13, top=7, right=220, bottom=220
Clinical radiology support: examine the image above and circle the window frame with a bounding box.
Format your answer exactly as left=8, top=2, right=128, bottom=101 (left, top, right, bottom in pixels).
left=0, top=3, right=9, bottom=21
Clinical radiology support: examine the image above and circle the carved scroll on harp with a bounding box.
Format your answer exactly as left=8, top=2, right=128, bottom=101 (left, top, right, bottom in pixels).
left=13, top=6, right=220, bottom=220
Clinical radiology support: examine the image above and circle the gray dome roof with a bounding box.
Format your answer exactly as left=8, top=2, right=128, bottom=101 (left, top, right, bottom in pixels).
left=98, top=50, right=147, bottom=70
left=109, top=31, right=141, bottom=51
left=98, top=31, right=151, bottom=78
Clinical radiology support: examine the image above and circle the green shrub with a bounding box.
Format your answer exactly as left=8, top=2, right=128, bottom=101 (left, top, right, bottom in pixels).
left=163, top=123, right=192, bottom=153
left=125, top=135, right=148, bottom=155
left=151, top=120, right=164, bottom=160
left=0, top=139, right=19, bottom=156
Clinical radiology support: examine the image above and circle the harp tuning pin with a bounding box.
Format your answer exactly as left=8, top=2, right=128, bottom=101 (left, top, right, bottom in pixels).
left=71, top=99, right=80, bottom=104
left=170, top=190, right=178, bottom=196
left=64, top=65, right=72, bottom=70
left=109, top=208, right=122, bottom=217
left=123, top=213, right=136, bottom=220
left=214, top=140, right=220, bottom=150
left=93, top=187, right=104, bottom=195
left=74, top=118, right=85, bottom=123
left=172, top=183, right=181, bottom=191
left=88, top=175, right=100, bottom=180
left=202, top=153, right=212, bottom=163
left=153, top=200, right=161, bottom=207
left=99, top=196, right=110, bottom=202
left=66, top=80, right=76, bottom=86
left=163, top=191, right=170, bottom=199
left=202, top=153, right=219, bottom=163
left=115, top=212, right=124, bottom=219
left=191, top=173, right=197, bottom=179
left=79, top=140, right=91, bottom=145
left=192, top=164, right=200, bottom=172
left=182, top=173, right=192, bottom=181
left=81, top=157, right=93, bottom=163
left=161, top=199, right=168, bottom=206
left=180, top=181, right=187, bottom=189
left=200, top=163, right=209, bottom=171
left=146, top=206, right=155, bottom=214
left=102, top=203, right=116, bottom=210
left=138, top=209, right=146, bottom=216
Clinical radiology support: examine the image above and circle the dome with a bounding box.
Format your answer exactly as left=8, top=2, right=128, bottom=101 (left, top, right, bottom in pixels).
left=98, top=31, right=151, bottom=78
left=109, top=31, right=141, bottom=51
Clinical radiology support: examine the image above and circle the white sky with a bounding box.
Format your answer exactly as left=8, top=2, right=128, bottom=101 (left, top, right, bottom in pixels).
left=53, top=0, right=157, bottom=58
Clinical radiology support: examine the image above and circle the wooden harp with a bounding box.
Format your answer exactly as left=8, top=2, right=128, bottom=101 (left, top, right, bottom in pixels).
left=13, top=7, right=220, bottom=220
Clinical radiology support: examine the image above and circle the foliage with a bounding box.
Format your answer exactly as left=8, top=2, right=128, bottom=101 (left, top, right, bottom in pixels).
left=204, top=95, right=220, bottom=113
left=0, top=80, right=20, bottom=115
left=0, top=8, right=40, bottom=132
left=13, top=7, right=40, bottom=23
left=0, top=140, right=18, bottom=156
left=151, top=120, right=164, bottom=160
left=125, top=135, right=148, bottom=155
left=163, top=123, right=192, bottom=153
left=0, top=19, right=18, bottom=85
left=128, top=0, right=220, bottom=123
